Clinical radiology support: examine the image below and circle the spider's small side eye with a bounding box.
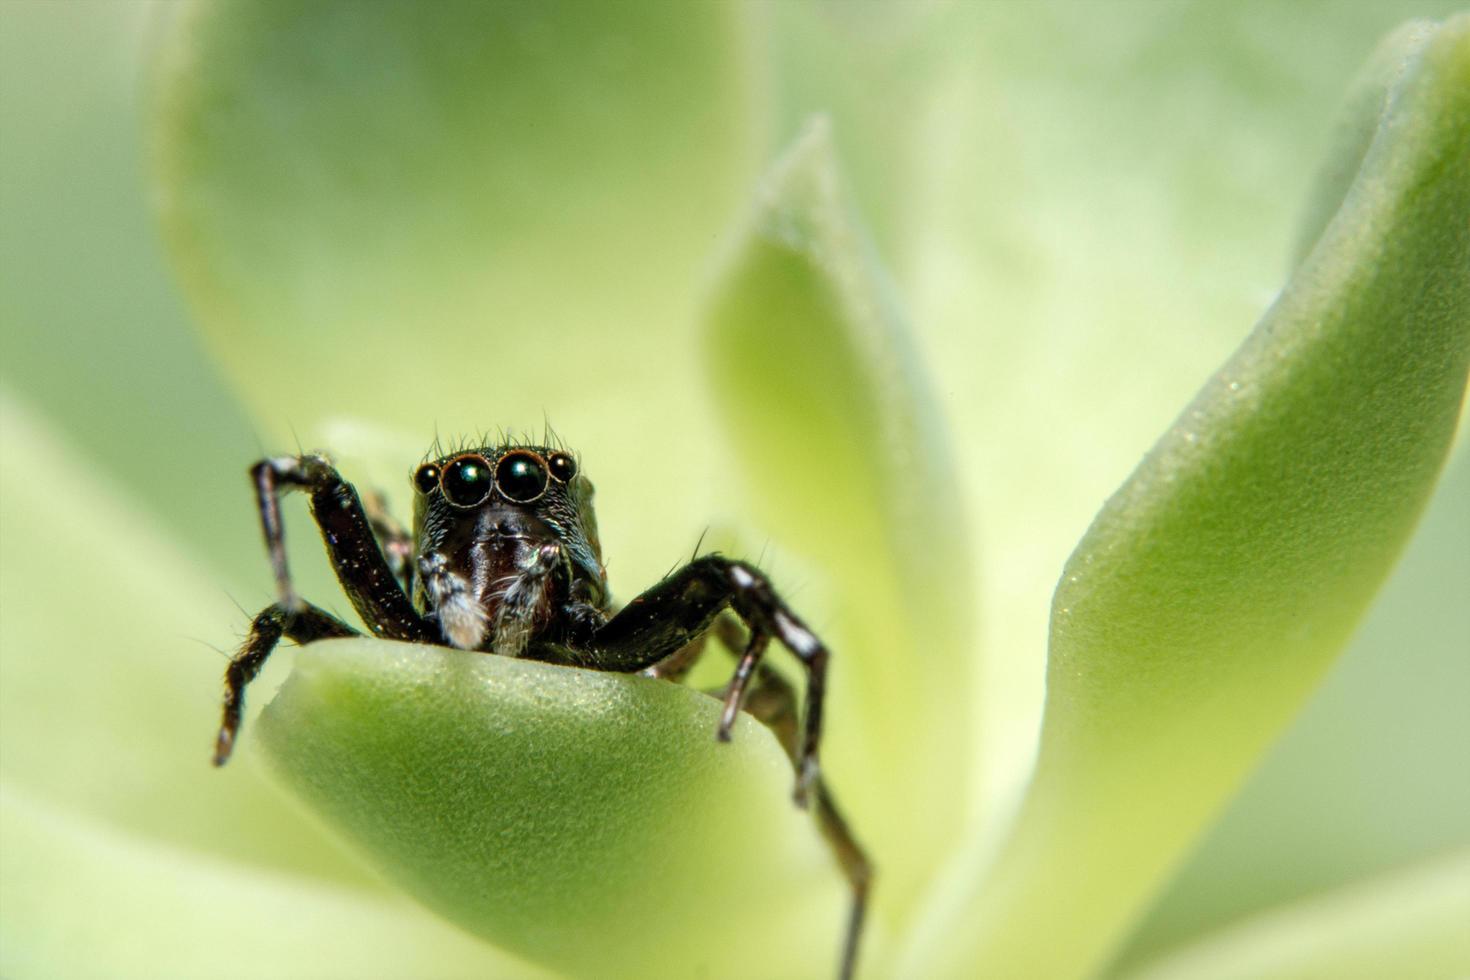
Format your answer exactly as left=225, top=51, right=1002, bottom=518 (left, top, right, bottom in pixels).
left=496, top=451, right=549, bottom=502
left=413, top=464, right=440, bottom=495
left=548, top=453, right=577, bottom=482
left=442, top=456, right=493, bottom=508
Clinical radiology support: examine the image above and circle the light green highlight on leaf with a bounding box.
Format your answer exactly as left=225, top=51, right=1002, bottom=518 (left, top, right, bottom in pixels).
left=152, top=0, right=756, bottom=445
left=0, top=390, right=371, bottom=886
left=703, top=118, right=976, bottom=919
left=1292, top=19, right=1441, bottom=268
left=0, top=782, right=539, bottom=980
left=1122, top=850, right=1470, bottom=980
left=257, top=638, right=853, bottom=980
left=903, top=16, right=1470, bottom=979
left=1114, top=443, right=1470, bottom=968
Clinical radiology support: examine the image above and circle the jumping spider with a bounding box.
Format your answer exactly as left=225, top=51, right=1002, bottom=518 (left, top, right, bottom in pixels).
left=214, top=440, right=872, bottom=979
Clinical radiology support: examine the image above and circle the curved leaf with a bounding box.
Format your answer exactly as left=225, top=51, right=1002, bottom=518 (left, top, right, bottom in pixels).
left=152, top=0, right=755, bottom=456
left=1122, top=850, right=1470, bottom=980
left=902, top=16, right=1470, bottom=978
left=257, top=639, right=853, bottom=980
left=704, top=119, right=975, bottom=917
left=1113, top=444, right=1470, bottom=967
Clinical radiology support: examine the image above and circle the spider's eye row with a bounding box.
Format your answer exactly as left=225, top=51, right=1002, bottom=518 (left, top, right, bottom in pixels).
left=496, top=451, right=549, bottom=502
left=548, top=452, right=577, bottom=482
left=413, top=464, right=440, bottom=495
left=442, top=456, right=493, bottom=508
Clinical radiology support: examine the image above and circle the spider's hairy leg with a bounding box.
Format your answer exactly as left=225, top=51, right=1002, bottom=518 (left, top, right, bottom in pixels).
left=249, top=454, right=432, bottom=643
left=215, top=601, right=357, bottom=766
left=586, top=555, right=833, bottom=807
left=361, top=488, right=413, bottom=594
left=717, top=631, right=770, bottom=739
left=628, top=603, right=869, bottom=980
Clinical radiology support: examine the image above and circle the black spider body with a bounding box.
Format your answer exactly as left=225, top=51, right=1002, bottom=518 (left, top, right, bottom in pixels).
left=213, top=440, right=870, bottom=979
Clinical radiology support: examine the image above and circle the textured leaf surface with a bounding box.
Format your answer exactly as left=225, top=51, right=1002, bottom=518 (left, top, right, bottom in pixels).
left=1114, top=443, right=1470, bottom=967
left=257, top=639, right=848, bottom=980
left=704, top=120, right=975, bottom=917
left=903, top=16, right=1470, bottom=978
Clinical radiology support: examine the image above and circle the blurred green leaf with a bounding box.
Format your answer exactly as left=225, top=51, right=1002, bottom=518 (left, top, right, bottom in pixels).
left=0, top=782, right=538, bottom=980
left=903, top=16, right=1470, bottom=978
left=1121, top=850, right=1470, bottom=980
left=1292, top=20, right=1443, bottom=268
left=704, top=119, right=975, bottom=917
left=258, top=638, right=851, bottom=980
left=152, top=0, right=755, bottom=454
left=0, top=0, right=265, bottom=589
left=0, top=390, right=370, bottom=886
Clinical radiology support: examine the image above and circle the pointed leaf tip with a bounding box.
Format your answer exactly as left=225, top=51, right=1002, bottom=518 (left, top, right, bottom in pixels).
left=703, top=118, right=976, bottom=918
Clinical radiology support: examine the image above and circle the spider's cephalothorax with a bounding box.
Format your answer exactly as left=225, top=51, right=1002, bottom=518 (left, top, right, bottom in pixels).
left=408, top=446, right=606, bottom=657
left=213, top=440, right=871, bottom=980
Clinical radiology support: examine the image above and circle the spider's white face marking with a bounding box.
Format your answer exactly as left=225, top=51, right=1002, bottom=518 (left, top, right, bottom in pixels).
left=489, top=542, right=561, bottom=659
left=420, top=552, right=487, bottom=650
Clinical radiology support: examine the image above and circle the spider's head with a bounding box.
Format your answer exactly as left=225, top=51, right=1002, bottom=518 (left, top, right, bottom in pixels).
left=409, top=443, right=605, bottom=646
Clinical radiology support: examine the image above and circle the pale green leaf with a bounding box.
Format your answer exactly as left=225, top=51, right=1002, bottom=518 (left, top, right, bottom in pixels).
left=0, top=0, right=265, bottom=588
left=1122, top=851, right=1470, bottom=980
left=0, top=783, right=538, bottom=980
left=0, top=390, right=371, bottom=886
left=151, top=0, right=756, bottom=480
left=257, top=639, right=855, bottom=980
left=703, top=119, right=975, bottom=917
left=1292, top=20, right=1443, bottom=268
left=902, top=16, right=1470, bottom=978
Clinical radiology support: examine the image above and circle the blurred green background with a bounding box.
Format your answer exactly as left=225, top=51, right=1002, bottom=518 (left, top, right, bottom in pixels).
left=2, top=2, right=1466, bottom=977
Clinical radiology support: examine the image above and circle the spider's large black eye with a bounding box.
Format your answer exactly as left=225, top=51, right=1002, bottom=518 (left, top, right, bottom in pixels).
left=441, top=456, right=493, bottom=508
left=413, top=464, right=440, bottom=495
left=495, top=451, right=548, bottom=502
left=548, top=453, right=577, bottom=482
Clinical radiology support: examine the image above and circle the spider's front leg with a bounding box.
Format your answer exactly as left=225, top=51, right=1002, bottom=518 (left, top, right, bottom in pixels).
left=216, top=455, right=434, bottom=765
left=587, top=555, right=831, bottom=805
left=214, top=601, right=356, bottom=765
left=249, top=454, right=431, bottom=642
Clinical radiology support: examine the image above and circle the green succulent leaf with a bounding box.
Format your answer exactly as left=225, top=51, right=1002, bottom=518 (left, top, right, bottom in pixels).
left=1122, top=850, right=1470, bottom=980
left=256, top=639, right=850, bottom=980
left=703, top=119, right=976, bottom=917
left=1115, top=442, right=1470, bottom=966
left=903, top=16, right=1470, bottom=979
left=152, top=0, right=756, bottom=448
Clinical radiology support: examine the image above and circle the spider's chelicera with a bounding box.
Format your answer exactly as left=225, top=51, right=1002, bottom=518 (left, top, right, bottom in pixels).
left=213, top=440, right=871, bottom=979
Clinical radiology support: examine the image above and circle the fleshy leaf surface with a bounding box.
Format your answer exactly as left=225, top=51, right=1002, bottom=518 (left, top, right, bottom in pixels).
left=257, top=639, right=852, bottom=980
left=704, top=119, right=975, bottom=918
left=902, top=16, right=1470, bottom=978
left=1113, top=440, right=1470, bottom=966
